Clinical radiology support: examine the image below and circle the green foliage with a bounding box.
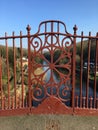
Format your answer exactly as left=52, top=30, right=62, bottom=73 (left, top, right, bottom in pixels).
left=0, top=45, right=6, bottom=57
left=53, top=49, right=61, bottom=62
left=76, top=55, right=80, bottom=66
left=24, top=75, right=28, bottom=85
left=44, top=51, right=51, bottom=61
left=34, top=56, right=43, bottom=64
left=8, top=48, right=14, bottom=67
left=76, top=39, right=96, bottom=62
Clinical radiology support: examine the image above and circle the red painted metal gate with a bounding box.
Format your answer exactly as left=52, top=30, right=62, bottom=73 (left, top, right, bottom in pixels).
left=0, top=20, right=98, bottom=116
left=27, top=21, right=76, bottom=114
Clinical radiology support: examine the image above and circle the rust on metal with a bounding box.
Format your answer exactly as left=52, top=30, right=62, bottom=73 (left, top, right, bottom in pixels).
left=0, top=20, right=98, bottom=116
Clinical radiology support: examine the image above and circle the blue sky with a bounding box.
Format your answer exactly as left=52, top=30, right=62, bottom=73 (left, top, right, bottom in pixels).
left=0, top=0, right=98, bottom=36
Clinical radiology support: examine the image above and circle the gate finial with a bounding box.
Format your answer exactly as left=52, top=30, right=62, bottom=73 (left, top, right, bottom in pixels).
left=73, top=25, right=78, bottom=34
left=26, top=25, right=31, bottom=34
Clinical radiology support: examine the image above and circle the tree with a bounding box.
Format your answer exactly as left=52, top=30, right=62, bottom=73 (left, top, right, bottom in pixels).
left=8, top=48, right=14, bottom=68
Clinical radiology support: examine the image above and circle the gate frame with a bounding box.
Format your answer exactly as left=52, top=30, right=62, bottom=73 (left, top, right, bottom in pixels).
left=27, top=20, right=78, bottom=114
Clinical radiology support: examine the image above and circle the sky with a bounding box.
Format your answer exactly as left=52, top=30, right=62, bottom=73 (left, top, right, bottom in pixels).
left=0, top=0, right=98, bottom=36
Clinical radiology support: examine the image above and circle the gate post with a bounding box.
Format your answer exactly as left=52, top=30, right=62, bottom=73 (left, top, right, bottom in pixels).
left=26, top=25, right=32, bottom=110
left=72, top=25, right=77, bottom=114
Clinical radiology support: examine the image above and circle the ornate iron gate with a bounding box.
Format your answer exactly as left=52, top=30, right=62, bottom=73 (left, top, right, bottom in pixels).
left=27, top=20, right=77, bottom=114
left=0, top=20, right=98, bottom=116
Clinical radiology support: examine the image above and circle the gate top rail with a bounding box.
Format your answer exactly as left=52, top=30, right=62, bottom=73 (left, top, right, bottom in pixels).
left=36, top=20, right=69, bottom=34
left=0, top=20, right=98, bottom=40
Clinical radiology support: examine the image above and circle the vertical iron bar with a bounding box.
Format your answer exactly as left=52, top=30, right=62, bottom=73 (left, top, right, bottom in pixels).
left=94, top=33, right=98, bottom=108
left=5, top=32, right=10, bottom=109
left=13, top=32, right=17, bottom=108
left=20, top=31, right=24, bottom=108
left=57, top=22, right=60, bottom=47
left=83, top=97, right=86, bottom=108
left=45, top=22, right=47, bottom=33
left=75, top=96, right=79, bottom=108
left=45, top=23, right=47, bottom=46
left=80, top=32, right=83, bottom=108
left=50, top=21, right=54, bottom=95
left=86, top=32, right=91, bottom=108
left=51, top=21, right=53, bottom=33
left=72, top=25, right=77, bottom=112
left=26, top=25, right=31, bottom=109
left=57, top=21, right=59, bottom=33
left=0, top=53, right=2, bottom=109
left=51, top=22, right=53, bottom=64
left=90, top=96, right=93, bottom=109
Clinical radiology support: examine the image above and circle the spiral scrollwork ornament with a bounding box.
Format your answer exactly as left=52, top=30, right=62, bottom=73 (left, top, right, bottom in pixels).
left=29, top=21, right=73, bottom=107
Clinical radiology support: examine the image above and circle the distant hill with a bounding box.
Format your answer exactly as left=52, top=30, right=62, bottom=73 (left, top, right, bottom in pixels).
left=0, top=39, right=97, bottom=66
left=0, top=45, right=28, bottom=58
left=76, top=39, right=96, bottom=63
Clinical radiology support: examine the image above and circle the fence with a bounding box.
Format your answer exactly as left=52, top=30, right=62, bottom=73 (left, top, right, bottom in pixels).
left=0, top=20, right=98, bottom=116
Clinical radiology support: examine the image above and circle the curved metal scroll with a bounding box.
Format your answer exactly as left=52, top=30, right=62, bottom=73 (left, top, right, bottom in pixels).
left=29, top=21, right=73, bottom=107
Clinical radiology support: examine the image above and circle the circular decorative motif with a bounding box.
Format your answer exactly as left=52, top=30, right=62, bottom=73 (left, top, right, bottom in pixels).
left=30, top=34, right=73, bottom=103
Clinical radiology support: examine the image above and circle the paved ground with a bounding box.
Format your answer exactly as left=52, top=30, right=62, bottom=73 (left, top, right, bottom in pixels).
left=0, top=114, right=98, bottom=130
